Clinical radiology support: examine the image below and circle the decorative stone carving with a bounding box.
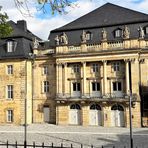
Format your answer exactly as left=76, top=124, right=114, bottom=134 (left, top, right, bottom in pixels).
left=122, top=26, right=130, bottom=39
left=33, top=37, right=39, bottom=49
left=102, top=28, right=107, bottom=41
left=54, top=35, right=60, bottom=45
left=81, top=30, right=87, bottom=43
left=60, top=32, right=68, bottom=45
left=138, top=26, right=145, bottom=39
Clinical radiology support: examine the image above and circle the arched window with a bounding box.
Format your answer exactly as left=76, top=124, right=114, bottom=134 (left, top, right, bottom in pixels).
left=111, top=104, right=124, bottom=111
left=70, top=104, right=81, bottom=110
left=90, top=104, right=101, bottom=110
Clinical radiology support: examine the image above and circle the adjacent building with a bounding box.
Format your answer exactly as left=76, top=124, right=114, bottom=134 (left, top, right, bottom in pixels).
left=0, top=3, right=148, bottom=127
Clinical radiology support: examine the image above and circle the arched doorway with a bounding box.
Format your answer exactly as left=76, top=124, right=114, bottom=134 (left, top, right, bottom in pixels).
left=111, top=104, right=125, bottom=127
left=89, top=104, right=102, bottom=126
left=69, top=104, right=81, bottom=125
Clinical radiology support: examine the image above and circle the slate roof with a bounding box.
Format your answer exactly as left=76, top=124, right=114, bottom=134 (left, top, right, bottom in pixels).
left=48, top=3, right=148, bottom=47
left=0, top=20, right=41, bottom=59
left=52, top=3, right=148, bottom=32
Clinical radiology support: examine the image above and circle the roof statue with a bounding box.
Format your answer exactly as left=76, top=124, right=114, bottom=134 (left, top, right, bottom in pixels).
left=60, top=32, right=68, bottom=45
left=102, top=28, right=107, bottom=41
left=33, top=37, right=39, bottom=49
left=138, top=26, right=145, bottom=39
left=122, top=26, right=130, bottom=39
left=55, top=35, right=60, bottom=45
left=81, top=30, right=87, bottom=43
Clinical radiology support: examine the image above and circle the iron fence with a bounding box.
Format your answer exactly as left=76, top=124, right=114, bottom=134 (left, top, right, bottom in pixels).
left=0, top=141, right=139, bottom=148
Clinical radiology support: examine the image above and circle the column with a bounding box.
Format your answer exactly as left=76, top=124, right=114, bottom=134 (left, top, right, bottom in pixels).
left=64, top=63, right=68, bottom=95
left=103, top=60, right=107, bottom=95
left=56, top=63, right=59, bottom=96
left=125, top=59, right=130, bottom=94
left=58, top=63, right=63, bottom=95
left=82, top=62, right=86, bottom=97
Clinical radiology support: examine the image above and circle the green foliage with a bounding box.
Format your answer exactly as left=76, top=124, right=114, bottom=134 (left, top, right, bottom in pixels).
left=0, top=8, right=13, bottom=38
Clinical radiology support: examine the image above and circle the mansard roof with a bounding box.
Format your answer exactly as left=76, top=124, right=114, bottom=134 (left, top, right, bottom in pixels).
left=0, top=20, right=41, bottom=59
left=48, top=3, right=148, bottom=47
left=51, top=3, right=148, bottom=32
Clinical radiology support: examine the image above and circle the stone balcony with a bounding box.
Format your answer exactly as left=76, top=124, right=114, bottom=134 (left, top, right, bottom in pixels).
left=55, top=39, right=148, bottom=55
left=56, top=93, right=137, bottom=102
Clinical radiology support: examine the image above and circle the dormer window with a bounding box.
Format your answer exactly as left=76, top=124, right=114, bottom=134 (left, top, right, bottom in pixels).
left=7, top=40, right=17, bottom=53
left=146, top=27, right=148, bottom=34
left=86, top=31, right=93, bottom=40
left=114, top=29, right=122, bottom=38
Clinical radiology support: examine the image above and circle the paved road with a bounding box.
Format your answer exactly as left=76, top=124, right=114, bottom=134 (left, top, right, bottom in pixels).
left=0, top=124, right=148, bottom=148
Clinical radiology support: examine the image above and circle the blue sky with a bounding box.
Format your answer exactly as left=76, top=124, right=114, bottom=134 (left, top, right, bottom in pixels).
left=1, top=0, right=148, bottom=40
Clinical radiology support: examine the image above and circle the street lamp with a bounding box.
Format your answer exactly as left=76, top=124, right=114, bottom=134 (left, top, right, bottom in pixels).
left=128, top=61, right=133, bottom=148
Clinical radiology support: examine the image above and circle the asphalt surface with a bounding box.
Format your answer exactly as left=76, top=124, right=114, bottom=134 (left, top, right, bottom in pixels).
left=0, top=124, right=147, bottom=148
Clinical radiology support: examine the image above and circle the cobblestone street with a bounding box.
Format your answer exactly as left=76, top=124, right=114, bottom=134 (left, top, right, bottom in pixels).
left=0, top=124, right=147, bottom=148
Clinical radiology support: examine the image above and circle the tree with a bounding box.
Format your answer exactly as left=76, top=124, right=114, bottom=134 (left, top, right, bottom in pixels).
left=14, top=0, right=78, bottom=15
left=0, top=7, right=12, bottom=38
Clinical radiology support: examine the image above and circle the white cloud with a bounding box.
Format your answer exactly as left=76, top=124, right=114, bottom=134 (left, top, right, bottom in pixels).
left=1, top=0, right=148, bottom=40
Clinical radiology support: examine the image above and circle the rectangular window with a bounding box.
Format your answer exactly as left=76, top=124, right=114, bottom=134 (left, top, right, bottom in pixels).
left=146, top=27, right=148, bottom=34
left=72, top=64, right=80, bottom=73
left=43, top=81, right=49, bottom=93
left=7, top=65, right=13, bottom=74
left=7, top=110, right=13, bottom=122
left=7, top=85, right=13, bottom=99
left=43, top=66, right=49, bottom=75
left=92, top=63, right=99, bottom=73
left=73, top=82, right=80, bottom=91
left=113, top=82, right=122, bottom=91
left=7, top=41, right=17, bottom=53
left=115, top=30, right=121, bottom=37
left=92, top=82, right=100, bottom=91
left=7, top=41, right=13, bottom=52
left=113, top=62, right=120, bottom=72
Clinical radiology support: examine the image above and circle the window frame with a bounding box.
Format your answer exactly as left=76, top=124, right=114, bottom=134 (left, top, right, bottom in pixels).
left=72, top=64, right=80, bottom=73
left=112, top=62, right=120, bottom=72
left=114, top=29, right=122, bottom=38
left=73, top=82, right=81, bottom=91
left=92, top=82, right=100, bottom=91
left=145, top=27, right=148, bottom=34
left=7, top=110, right=13, bottom=122
left=91, top=63, right=99, bottom=73
left=7, top=85, right=13, bottom=99
left=7, top=65, right=13, bottom=75
left=43, top=65, right=49, bottom=75
left=43, top=81, right=49, bottom=93
left=112, top=81, right=122, bottom=91
left=7, top=41, right=17, bottom=53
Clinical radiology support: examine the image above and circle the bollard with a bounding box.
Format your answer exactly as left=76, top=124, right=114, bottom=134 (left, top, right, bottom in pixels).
left=24, top=141, right=27, bottom=148
left=15, top=141, right=17, bottom=148
left=61, top=143, right=63, bottom=148
left=81, top=144, right=83, bottom=148
left=42, top=142, right=44, bottom=148
left=91, top=144, right=93, bottom=148
left=6, top=140, right=8, bottom=148
left=33, top=141, right=35, bottom=148
left=51, top=142, right=54, bottom=148
left=71, top=143, right=73, bottom=148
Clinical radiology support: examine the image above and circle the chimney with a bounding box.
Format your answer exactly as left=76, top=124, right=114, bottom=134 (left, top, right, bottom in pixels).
left=17, top=20, right=27, bottom=32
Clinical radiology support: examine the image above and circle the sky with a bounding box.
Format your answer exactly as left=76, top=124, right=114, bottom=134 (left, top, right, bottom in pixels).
left=1, top=0, right=148, bottom=40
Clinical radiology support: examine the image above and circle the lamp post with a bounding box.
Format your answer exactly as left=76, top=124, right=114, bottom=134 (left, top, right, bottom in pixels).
left=24, top=59, right=27, bottom=148
left=129, top=90, right=133, bottom=148
left=128, top=61, right=133, bottom=148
